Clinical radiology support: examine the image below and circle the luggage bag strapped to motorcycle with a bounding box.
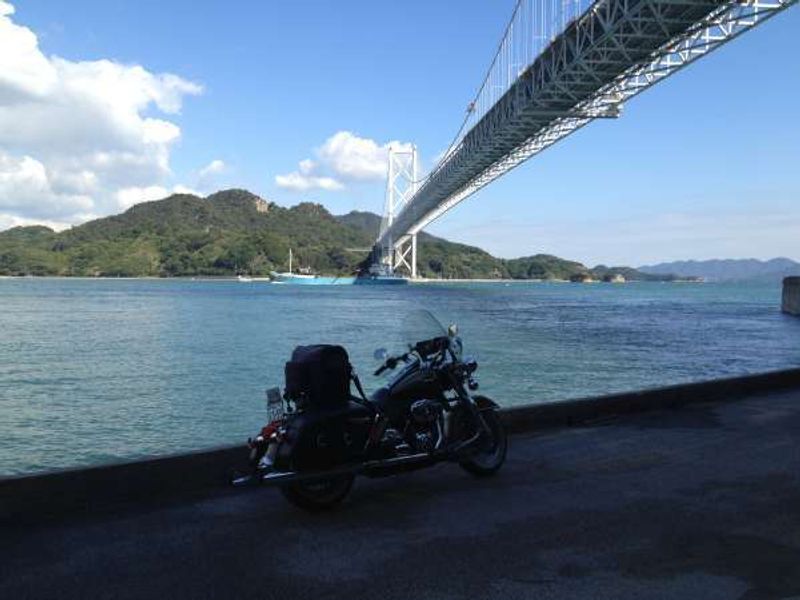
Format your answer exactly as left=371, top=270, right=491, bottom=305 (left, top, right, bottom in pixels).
left=284, top=344, right=352, bottom=409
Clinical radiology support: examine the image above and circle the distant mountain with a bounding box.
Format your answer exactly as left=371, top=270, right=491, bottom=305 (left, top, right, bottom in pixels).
left=335, top=212, right=677, bottom=281
left=0, top=188, right=674, bottom=280
left=640, top=258, right=800, bottom=282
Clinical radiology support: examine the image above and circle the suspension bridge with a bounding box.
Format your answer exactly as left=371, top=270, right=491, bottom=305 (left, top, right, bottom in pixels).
left=372, top=0, right=797, bottom=278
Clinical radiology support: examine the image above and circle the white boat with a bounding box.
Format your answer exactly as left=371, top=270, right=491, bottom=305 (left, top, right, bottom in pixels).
left=268, top=249, right=405, bottom=285
left=237, top=275, right=253, bottom=283
left=269, top=249, right=317, bottom=283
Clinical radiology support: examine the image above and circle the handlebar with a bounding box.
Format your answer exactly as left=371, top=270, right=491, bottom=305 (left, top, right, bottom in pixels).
left=373, top=353, right=409, bottom=376
left=372, top=342, right=453, bottom=377
left=373, top=358, right=394, bottom=376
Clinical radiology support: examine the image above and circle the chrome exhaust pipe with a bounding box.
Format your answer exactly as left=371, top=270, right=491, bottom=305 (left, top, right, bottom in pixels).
left=233, top=452, right=436, bottom=489
left=231, top=473, right=257, bottom=487
left=231, top=465, right=357, bottom=488
left=363, top=452, right=430, bottom=469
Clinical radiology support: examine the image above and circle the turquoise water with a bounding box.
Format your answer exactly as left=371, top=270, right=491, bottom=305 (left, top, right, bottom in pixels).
left=1, top=278, right=798, bottom=476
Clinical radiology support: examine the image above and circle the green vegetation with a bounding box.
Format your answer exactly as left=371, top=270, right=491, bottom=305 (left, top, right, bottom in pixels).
left=0, top=191, right=371, bottom=277
left=339, top=212, right=678, bottom=281
left=590, top=265, right=681, bottom=282
left=0, top=189, right=678, bottom=280
left=504, top=254, right=589, bottom=281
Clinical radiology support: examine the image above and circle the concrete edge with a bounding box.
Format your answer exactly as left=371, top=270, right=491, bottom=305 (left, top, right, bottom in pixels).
left=501, top=367, right=800, bottom=434
left=2, top=367, right=800, bottom=523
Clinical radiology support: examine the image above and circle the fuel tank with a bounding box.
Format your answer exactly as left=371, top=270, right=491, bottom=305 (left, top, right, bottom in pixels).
left=371, top=362, right=443, bottom=426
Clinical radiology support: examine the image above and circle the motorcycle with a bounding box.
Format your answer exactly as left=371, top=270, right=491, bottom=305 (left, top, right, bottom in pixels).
left=232, top=310, right=507, bottom=510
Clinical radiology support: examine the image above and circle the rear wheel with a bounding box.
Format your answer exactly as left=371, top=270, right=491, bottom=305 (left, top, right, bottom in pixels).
left=460, top=408, right=507, bottom=477
left=281, top=474, right=354, bottom=511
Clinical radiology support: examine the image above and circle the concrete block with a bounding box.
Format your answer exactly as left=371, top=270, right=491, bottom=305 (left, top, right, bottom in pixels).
left=783, top=277, right=800, bottom=316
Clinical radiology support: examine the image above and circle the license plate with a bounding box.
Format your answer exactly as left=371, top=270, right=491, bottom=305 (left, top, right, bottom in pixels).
left=265, top=386, right=284, bottom=420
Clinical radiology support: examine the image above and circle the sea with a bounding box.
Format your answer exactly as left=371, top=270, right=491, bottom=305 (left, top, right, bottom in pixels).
left=1, top=277, right=798, bottom=477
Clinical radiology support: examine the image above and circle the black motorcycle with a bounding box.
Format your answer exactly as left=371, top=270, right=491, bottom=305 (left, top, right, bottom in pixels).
left=232, top=310, right=507, bottom=510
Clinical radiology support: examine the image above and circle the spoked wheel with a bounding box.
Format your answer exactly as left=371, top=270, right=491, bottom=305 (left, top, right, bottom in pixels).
left=460, top=407, right=507, bottom=477
left=281, top=474, right=355, bottom=511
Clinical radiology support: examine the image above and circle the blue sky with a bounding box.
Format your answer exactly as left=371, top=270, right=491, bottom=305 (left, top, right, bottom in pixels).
left=2, top=0, right=798, bottom=265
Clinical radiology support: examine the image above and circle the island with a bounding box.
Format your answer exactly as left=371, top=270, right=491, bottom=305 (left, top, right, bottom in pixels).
left=0, top=188, right=690, bottom=282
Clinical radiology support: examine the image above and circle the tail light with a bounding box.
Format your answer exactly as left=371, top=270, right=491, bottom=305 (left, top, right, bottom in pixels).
left=248, top=418, right=285, bottom=469
left=251, top=419, right=282, bottom=442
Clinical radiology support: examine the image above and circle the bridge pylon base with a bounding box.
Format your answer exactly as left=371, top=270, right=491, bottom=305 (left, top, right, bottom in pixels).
left=390, top=234, right=417, bottom=280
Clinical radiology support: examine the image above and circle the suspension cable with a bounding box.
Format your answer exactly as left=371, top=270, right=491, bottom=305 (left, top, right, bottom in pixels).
left=406, top=0, right=526, bottom=189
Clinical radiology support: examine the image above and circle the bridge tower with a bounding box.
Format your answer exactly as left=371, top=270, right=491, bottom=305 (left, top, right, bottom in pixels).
left=379, top=145, right=419, bottom=278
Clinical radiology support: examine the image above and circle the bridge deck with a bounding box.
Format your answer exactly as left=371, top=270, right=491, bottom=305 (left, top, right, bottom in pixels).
left=383, top=0, right=726, bottom=244
left=380, top=0, right=796, bottom=247
left=3, top=386, right=800, bottom=599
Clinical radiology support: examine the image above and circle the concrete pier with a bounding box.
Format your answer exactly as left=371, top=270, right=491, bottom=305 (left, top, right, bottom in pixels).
left=4, top=368, right=800, bottom=523
left=783, top=276, right=800, bottom=316
left=3, top=374, right=800, bottom=599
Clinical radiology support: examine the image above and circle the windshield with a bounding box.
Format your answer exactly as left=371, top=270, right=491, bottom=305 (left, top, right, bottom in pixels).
left=400, top=309, right=447, bottom=349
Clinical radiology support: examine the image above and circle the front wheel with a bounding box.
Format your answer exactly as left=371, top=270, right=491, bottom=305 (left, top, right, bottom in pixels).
left=280, top=474, right=355, bottom=511
left=460, top=407, right=507, bottom=477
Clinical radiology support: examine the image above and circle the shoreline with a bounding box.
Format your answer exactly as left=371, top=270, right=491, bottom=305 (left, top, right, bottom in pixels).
left=0, top=275, right=705, bottom=284
left=411, top=277, right=701, bottom=284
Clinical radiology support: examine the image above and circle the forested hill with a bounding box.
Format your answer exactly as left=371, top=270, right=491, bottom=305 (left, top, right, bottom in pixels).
left=640, top=258, right=800, bottom=282
left=0, top=189, right=673, bottom=280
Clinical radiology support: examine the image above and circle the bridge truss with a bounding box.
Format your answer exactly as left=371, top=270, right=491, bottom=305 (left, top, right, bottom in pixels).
left=377, top=0, right=797, bottom=277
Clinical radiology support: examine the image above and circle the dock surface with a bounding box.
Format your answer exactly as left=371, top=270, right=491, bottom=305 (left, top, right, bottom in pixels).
left=2, top=387, right=800, bottom=599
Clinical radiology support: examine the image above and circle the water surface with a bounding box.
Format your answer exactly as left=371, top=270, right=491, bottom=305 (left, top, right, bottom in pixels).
left=1, top=278, right=797, bottom=476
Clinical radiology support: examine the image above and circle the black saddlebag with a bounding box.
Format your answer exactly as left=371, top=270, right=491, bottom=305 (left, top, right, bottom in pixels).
left=275, top=400, right=373, bottom=471
left=285, top=344, right=352, bottom=409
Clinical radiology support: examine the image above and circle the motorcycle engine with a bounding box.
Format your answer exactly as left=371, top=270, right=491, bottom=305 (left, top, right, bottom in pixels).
left=410, top=399, right=442, bottom=424
left=410, top=400, right=443, bottom=453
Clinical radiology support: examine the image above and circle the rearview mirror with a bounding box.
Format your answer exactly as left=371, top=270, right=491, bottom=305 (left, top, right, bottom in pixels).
left=374, top=347, right=389, bottom=361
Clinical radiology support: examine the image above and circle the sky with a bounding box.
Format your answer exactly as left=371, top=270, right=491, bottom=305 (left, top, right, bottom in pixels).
left=1, top=0, right=798, bottom=266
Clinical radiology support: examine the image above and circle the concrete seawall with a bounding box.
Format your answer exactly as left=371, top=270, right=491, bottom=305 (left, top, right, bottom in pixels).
left=3, top=367, right=800, bottom=523
left=783, top=276, right=800, bottom=316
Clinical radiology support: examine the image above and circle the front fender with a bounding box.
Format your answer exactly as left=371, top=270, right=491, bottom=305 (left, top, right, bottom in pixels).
left=473, top=395, right=499, bottom=411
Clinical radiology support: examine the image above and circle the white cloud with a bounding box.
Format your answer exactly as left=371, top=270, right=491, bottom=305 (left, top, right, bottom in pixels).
left=275, top=171, right=344, bottom=192
left=317, top=131, right=412, bottom=181
left=198, top=159, right=225, bottom=179
left=275, top=131, right=413, bottom=193
left=275, top=156, right=345, bottom=192
left=298, top=159, right=315, bottom=175
left=195, top=159, right=226, bottom=191
left=0, top=151, right=93, bottom=218
left=0, top=212, right=87, bottom=233
left=116, top=186, right=169, bottom=210
left=172, top=184, right=200, bottom=196
left=116, top=184, right=200, bottom=210
left=0, top=2, right=202, bottom=229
